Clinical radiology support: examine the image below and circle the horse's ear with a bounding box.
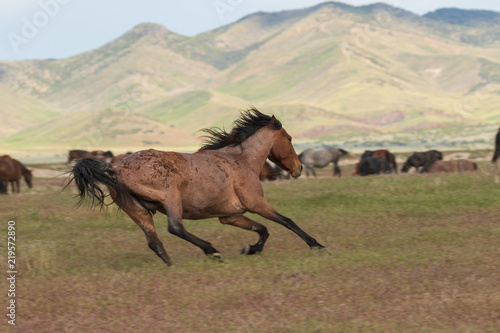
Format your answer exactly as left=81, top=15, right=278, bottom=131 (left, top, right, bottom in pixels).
left=270, top=115, right=282, bottom=130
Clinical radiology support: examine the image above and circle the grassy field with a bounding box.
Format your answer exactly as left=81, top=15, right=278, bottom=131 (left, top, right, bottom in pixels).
left=1, top=161, right=500, bottom=332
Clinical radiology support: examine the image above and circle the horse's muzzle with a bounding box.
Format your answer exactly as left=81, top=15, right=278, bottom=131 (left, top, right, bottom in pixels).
left=290, top=164, right=303, bottom=178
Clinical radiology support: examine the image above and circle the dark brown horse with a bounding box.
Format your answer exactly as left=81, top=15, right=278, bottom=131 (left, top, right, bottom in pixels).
left=111, top=152, right=133, bottom=164
left=67, top=109, right=325, bottom=266
left=259, top=161, right=277, bottom=181
left=0, top=178, right=6, bottom=194
left=354, top=150, right=397, bottom=175
left=68, top=150, right=113, bottom=162
left=0, top=156, right=32, bottom=193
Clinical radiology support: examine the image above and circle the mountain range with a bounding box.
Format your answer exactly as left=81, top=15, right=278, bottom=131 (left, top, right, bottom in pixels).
left=1, top=2, right=500, bottom=157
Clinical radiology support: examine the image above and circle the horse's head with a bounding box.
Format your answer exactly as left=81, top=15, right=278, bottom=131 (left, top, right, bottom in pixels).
left=268, top=116, right=302, bottom=178
left=24, top=169, right=33, bottom=188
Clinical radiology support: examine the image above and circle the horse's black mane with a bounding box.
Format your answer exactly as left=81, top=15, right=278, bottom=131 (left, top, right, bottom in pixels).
left=199, top=108, right=281, bottom=151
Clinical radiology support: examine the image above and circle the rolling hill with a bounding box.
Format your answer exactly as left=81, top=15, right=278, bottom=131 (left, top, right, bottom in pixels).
left=1, top=2, right=500, bottom=159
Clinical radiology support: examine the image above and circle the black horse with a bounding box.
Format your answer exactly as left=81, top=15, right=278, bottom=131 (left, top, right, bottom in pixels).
left=359, top=157, right=392, bottom=176
left=401, top=150, right=443, bottom=173
left=360, top=150, right=397, bottom=174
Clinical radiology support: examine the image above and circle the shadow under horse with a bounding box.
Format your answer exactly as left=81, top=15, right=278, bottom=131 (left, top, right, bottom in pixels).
left=66, top=108, right=325, bottom=266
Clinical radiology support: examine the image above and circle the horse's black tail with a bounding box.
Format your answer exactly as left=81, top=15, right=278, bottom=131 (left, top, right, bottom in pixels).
left=473, top=162, right=478, bottom=170
left=65, top=157, right=134, bottom=209
left=339, top=148, right=349, bottom=156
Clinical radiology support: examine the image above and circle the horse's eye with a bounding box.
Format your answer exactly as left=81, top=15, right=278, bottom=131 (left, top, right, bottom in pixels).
left=288, top=138, right=292, bottom=142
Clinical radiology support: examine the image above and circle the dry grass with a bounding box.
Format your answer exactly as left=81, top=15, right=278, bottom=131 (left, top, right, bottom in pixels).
left=1, top=161, right=500, bottom=332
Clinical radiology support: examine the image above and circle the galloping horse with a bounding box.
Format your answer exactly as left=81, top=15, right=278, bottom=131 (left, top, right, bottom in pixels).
left=67, top=109, right=325, bottom=266
left=401, top=150, right=443, bottom=173
left=298, top=148, right=348, bottom=177
left=0, top=156, right=32, bottom=193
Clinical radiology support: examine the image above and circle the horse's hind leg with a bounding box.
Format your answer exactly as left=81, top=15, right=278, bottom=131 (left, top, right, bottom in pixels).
left=162, top=196, right=221, bottom=258
left=113, top=195, right=172, bottom=266
left=307, top=166, right=317, bottom=178
left=219, top=215, right=269, bottom=255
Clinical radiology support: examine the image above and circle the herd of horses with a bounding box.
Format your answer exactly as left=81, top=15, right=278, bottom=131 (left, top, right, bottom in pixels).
left=296, top=148, right=477, bottom=177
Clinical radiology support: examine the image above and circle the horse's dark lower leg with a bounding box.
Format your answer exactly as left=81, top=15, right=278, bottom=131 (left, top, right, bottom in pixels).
left=112, top=193, right=171, bottom=265
left=167, top=217, right=221, bottom=257
left=251, top=201, right=324, bottom=249
left=140, top=227, right=171, bottom=266
left=333, top=162, right=341, bottom=177
left=311, top=167, right=317, bottom=178
left=274, top=212, right=324, bottom=248
left=219, top=215, right=269, bottom=254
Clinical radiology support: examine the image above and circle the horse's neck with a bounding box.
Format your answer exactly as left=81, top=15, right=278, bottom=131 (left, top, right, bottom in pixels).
left=223, top=128, right=274, bottom=175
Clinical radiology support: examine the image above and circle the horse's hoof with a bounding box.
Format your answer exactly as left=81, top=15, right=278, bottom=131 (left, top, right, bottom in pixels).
left=207, top=253, right=224, bottom=261
left=240, top=245, right=261, bottom=255
left=311, top=246, right=331, bottom=255
left=240, top=244, right=251, bottom=255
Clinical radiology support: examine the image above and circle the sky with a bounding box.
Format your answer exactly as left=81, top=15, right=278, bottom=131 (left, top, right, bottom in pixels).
left=1, top=0, right=500, bottom=61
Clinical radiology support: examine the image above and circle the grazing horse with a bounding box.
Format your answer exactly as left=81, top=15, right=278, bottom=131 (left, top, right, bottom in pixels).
left=359, top=157, right=392, bottom=176
left=401, top=150, right=443, bottom=173
left=354, top=150, right=397, bottom=175
left=493, top=127, right=500, bottom=183
left=298, top=148, right=348, bottom=177
left=67, top=109, right=325, bottom=266
left=420, top=159, right=477, bottom=174
left=0, top=156, right=32, bottom=193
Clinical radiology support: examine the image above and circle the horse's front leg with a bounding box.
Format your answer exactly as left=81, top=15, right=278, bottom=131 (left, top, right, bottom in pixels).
left=333, top=161, right=341, bottom=177
left=248, top=199, right=325, bottom=249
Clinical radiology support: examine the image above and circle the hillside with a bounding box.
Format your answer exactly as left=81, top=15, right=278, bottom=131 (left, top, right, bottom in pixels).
left=1, top=2, right=500, bottom=158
